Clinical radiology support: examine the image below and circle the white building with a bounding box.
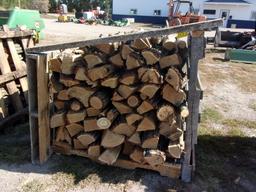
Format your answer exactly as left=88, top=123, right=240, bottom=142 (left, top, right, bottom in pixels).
left=112, top=0, right=256, bottom=29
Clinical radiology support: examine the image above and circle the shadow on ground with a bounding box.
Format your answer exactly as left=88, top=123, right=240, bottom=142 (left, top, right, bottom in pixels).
left=0, top=123, right=255, bottom=192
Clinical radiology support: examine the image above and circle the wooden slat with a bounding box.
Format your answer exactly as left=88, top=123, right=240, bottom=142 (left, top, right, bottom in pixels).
left=21, top=37, right=34, bottom=50
left=37, top=54, right=51, bottom=164
left=27, top=19, right=223, bottom=53
left=7, top=39, right=28, bottom=103
left=0, top=69, right=27, bottom=85
left=0, top=30, right=33, bottom=39
left=0, top=39, right=23, bottom=111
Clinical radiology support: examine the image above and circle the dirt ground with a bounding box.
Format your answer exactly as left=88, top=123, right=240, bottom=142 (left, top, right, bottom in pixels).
left=0, top=19, right=256, bottom=192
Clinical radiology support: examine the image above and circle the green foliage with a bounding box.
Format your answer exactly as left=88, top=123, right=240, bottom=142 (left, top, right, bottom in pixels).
left=0, top=0, right=32, bottom=9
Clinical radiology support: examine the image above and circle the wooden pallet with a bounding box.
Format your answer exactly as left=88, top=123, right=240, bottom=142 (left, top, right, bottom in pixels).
left=25, top=19, right=223, bottom=182
left=0, top=26, right=34, bottom=128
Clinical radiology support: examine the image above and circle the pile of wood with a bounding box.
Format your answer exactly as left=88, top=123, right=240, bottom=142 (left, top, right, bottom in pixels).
left=49, top=36, right=189, bottom=176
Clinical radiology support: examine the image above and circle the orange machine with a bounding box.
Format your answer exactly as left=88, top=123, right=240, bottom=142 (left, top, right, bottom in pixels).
left=168, top=0, right=206, bottom=26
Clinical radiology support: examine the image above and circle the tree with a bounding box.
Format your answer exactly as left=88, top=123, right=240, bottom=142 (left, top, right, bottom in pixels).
left=29, top=0, right=49, bottom=13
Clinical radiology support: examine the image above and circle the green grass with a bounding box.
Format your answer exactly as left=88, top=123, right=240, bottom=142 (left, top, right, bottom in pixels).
left=201, top=108, right=223, bottom=124
left=223, top=119, right=256, bottom=130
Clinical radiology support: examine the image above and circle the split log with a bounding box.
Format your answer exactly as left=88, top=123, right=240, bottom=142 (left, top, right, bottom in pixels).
left=162, top=37, right=176, bottom=51
left=112, top=101, right=133, bottom=114
left=57, top=90, right=69, bottom=101
left=73, top=138, right=87, bottom=150
left=122, top=141, right=135, bottom=155
left=180, top=106, right=189, bottom=118
left=49, top=58, right=62, bottom=73
left=121, top=44, right=134, bottom=60
left=142, top=50, right=160, bottom=65
left=137, top=67, right=147, bottom=79
left=126, top=53, right=143, bottom=70
left=117, top=85, right=137, bottom=99
left=87, top=65, right=114, bottom=82
left=109, top=53, right=124, bottom=67
left=111, top=92, right=125, bottom=101
left=168, top=128, right=183, bottom=142
left=112, top=121, right=136, bottom=137
left=50, top=75, right=64, bottom=93
left=128, top=132, right=141, bottom=145
left=119, top=73, right=137, bottom=85
left=84, top=118, right=108, bottom=132
left=89, top=91, right=110, bottom=110
left=98, top=145, right=122, bottom=165
left=139, top=84, right=160, bottom=99
left=126, top=113, right=143, bottom=125
left=86, top=107, right=101, bottom=117
left=61, top=54, right=77, bottom=75
left=159, top=54, right=182, bottom=69
left=131, top=38, right=151, bottom=50
left=127, top=95, right=141, bottom=108
left=64, top=128, right=72, bottom=144
left=56, top=126, right=65, bottom=141
left=70, top=100, right=82, bottom=111
left=68, top=86, right=96, bottom=107
left=159, top=119, right=178, bottom=138
left=157, top=105, right=174, bottom=121
left=66, top=110, right=86, bottom=124
left=141, top=131, right=159, bottom=149
left=54, top=100, right=65, bottom=110
left=130, top=147, right=144, bottom=163
left=88, top=143, right=101, bottom=157
left=66, top=123, right=84, bottom=137
left=50, top=111, right=65, bottom=128
left=137, top=100, right=154, bottom=114
left=137, top=115, right=156, bottom=132
left=74, top=66, right=97, bottom=86
left=101, top=130, right=125, bottom=148
left=168, top=142, right=183, bottom=159
left=144, top=149, right=166, bottom=166
left=105, top=108, right=119, bottom=123
left=84, top=54, right=103, bottom=69
left=162, top=84, right=186, bottom=106
left=140, top=68, right=162, bottom=84
left=77, top=132, right=99, bottom=147
left=60, top=76, right=77, bottom=89
left=95, top=43, right=114, bottom=55
left=101, top=76, right=119, bottom=88
left=165, top=68, right=181, bottom=91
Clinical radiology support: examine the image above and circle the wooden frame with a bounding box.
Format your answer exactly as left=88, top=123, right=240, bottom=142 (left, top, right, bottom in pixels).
left=26, top=19, right=223, bottom=181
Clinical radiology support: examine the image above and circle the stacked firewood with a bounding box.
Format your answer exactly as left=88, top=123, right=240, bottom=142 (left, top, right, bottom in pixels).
left=49, top=35, right=189, bottom=167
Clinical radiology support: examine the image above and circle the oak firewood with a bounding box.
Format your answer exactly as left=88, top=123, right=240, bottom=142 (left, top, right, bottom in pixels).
left=162, top=36, right=176, bottom=51
left=111, top=92, right=125, bottom=101
left=117, top=84, right=137, bottom=99
left=162, top=84, right=186, bottom=106
left=95, top=43, right=115, bottom=55
left=141, top=131, right=159, bottom=149
left=128, top=132, right=141, bottom=145
left=73, top=138, right=87, bottom=149
left=66, top=123, right=84, bottom=137
left=137, top=100, right=154, bottom=114
left=165, top=68, right=181, bottom=91
left=88, top=143, right=101, bottom=157
left=68, top=86, right=96, bottom=107
left=57, top=89, right=69, bottom=101
left=84, top=118, right=108, bottom=132
left=119, top=73, right=138, bottom=85
left=130, top=147, right=144, bottom=163
left=54, top=100, right=65, bottom=110
left=98, top=145, right=122, bottom=165
left=112, top=120, right=136, bottom=137
left=67, top=110, right=86, bottom=124
left=139, top=84, right=160, bottom=99
left=86, top=107, right=101, bottom=117
left=168, top=141, right=183, bottom=159
left=137, top=115, right=156, bottom=132
left=140, top=68, right=163, bottom=84
left=88, top=65, right=114, bottom=82
left=142, top=50, right=160, bottom=65
left=112, top=101, right=133, bottom=114
left=109, top=53, right=124, bottom=67
left=144, top=149, right=166, bottom=166
left=101, top=130, right=125, bottom=148
left=126, top=114, right=143, bottom=125
left=77, top=132, right=99, bottom=147
left=180, top=106, right=189, bottom=118
left=101, top=76, right=119, bottom=88
left=121, top=44, right=134, bottom=60
left=60, top=75, right=80, bottom=87
left=131, top=38, right=151, bottom=50
left=127, top=95, right=141, bottom=108
left=50, top=111, right=65, bottom=128
left=89, top=91, right=110, bottom=110
left=84, top=54, right=103, bottom=69
left=70, top=100, right=82, bottom=111
left=49, top=58, right=62, bottom=73
left=159, top=54, right=182, bottom=69
left=157, top=105, right=174, bottom=121
left=126, top=53, right=143, bottom=70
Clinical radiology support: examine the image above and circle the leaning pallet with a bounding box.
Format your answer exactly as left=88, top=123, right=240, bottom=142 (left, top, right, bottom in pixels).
left=0, top=26, right=34, bottom=126
left=26, top=19, right=222, bottom=182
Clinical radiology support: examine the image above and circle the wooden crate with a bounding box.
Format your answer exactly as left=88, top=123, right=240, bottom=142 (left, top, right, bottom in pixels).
left=26, top=19, right=222, bottom=182
left=0, top=25, right=34, bottom=128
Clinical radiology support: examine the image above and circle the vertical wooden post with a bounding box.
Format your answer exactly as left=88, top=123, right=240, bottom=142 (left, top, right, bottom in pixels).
left=37, top=53, right=51, bottom=164
left=181, top=31, right=205, bottom=182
